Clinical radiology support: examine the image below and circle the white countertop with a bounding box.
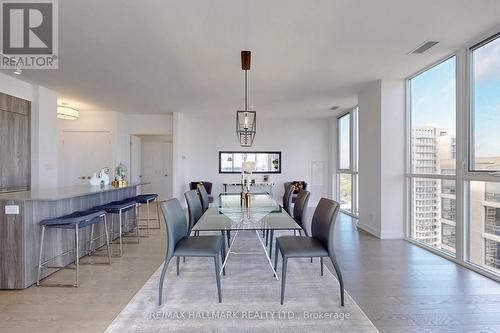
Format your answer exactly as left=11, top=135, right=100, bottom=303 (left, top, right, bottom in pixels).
left=0, top=183, right=147, bottom=201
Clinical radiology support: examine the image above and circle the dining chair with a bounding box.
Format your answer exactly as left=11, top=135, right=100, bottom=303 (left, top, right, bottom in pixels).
left=274, top=198, right=344, bottom=306
left=197, top=184, right=210, bottom=213
left=282, top=183, right=294, bottom=215
left=293, top=190, right=310, bottom=236
left=184, top=190, right=203, bottom=235
left=158, top=199, right=225, bottom=305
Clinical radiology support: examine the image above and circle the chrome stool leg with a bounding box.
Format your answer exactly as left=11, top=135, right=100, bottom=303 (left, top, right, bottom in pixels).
left=103, top=215, right=112, bottom=264
left=119, top=210, right=123, bottom=257
left=75, top=223, right=79, bottom=287
left=36, top=225, right=46, bottom=286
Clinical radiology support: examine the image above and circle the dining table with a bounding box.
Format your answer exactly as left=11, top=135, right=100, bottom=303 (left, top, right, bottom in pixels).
left=192, top=192, right=302, bottom=279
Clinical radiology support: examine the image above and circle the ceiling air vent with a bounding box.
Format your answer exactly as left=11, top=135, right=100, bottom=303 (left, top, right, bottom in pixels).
left=329, top=106, right=340, bottom=110
left=410, top=41, right=439, bottom=54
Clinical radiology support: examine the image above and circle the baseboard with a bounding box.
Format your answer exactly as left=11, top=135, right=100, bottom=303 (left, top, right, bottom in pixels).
left=379, top=231, right=405, bottom=239
left=356, top=223, right=381, bottom=238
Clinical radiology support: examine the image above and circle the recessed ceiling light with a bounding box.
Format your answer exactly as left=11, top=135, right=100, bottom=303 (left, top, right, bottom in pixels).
left=330, top=106, right=339, bottom=110
left=410, top=41, right=439, bottom=54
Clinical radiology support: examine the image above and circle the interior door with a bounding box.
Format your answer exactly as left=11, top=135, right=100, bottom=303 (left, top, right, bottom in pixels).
left=59, top=131, right=113, bottom=186
left=140, top=136, right=172, bottom=200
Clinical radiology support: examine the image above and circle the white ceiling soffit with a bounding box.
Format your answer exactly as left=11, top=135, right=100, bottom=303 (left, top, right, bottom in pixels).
left=5, top=0, right=500, bottom=118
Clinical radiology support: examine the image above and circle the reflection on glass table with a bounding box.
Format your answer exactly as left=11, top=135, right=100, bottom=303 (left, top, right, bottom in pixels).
left=192, top=193, right=301, bottom=279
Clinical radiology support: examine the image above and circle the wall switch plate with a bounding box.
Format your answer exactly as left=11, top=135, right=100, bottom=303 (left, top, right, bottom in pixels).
left=5, top=205, right=20, bottom=215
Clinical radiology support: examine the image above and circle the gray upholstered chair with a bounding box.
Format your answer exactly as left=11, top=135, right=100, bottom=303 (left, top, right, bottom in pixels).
left=158, top=199, right=225, bottom=305
left=274, top=198, right=344, bottom=306
left=197, top=184, right=210, bottom=213
left=293, top=190, right=310, bottom=236
left=184, top=190, right=203, bottom=235
left=282, top=183, right=294, bottom=215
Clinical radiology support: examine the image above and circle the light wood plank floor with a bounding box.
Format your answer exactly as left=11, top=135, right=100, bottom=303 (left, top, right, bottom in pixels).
left=1, top=204, right=499, bottom=332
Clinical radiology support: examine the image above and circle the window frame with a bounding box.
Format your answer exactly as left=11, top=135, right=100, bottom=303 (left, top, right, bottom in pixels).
left=468, top=32, right=500, bottom=174
left=337, top=106, right=358, bottom=216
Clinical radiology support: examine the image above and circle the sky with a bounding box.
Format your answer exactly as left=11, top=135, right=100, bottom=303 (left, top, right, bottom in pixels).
left=411, top=35, right=500, bottom=158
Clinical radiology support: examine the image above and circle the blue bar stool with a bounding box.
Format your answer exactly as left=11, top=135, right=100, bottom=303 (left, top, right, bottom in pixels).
left=94, top=199, right=139, bottom=256
left=133, top=194, right=159, bottom=236
left=37, top=209, right=111, bottom=287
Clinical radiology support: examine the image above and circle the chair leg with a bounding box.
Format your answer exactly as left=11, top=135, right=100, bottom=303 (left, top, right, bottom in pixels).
left=75, top=224, right=79, bottom=287
left=146, top=201, right=151, bottom=237
left=103, top=215, right=111, bottom=264
left=214, top=256, right=222, bottom=303
left=329, top=254, right=344, bottom=306
left=226, top=230, right=231, bottom=248
left=158, top=256, right=172, bottom=306
left=156, top=200, right=161, bottom=229
left=274, top=241, right=279, bottom=277
left=221, top=236, right=226, bottom=276
left=269, top=229, right=274, bottom=258
left=37, top=225, right=46, bottom=286
left=320, top=257, right=324, bottom=276
left=265, top=229, right=269, bottom=246
left=176, top=256, right=180, bottom=276
left=280, top=257, right=288, bottom=305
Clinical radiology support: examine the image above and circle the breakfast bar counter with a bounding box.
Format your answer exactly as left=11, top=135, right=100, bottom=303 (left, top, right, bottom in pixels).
left=0, top=183, right=146, bottom=289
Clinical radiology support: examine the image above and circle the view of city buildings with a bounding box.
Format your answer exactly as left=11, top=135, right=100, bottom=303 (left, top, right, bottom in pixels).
left=411, top=125, right=500, bottom=273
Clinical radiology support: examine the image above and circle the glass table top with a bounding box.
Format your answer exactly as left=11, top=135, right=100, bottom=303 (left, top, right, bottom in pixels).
left=192, top=193, right=301, bottom=231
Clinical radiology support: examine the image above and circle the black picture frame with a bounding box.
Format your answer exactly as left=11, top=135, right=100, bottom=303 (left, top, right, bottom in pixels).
left=219, top=151, right=282, bottom=174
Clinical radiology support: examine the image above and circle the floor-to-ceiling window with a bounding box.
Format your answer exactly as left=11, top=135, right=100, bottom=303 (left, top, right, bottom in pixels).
left=407, top=56, right=457, bottom=255
left=406, top=31, right=500, bottom=280
left=337, top=107, right=358, bottom=216
left=467, top=33, right=500, bottom=275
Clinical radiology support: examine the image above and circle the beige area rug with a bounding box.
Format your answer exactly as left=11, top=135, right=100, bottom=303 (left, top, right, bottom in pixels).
left=105, top=230, right=379, bottom=333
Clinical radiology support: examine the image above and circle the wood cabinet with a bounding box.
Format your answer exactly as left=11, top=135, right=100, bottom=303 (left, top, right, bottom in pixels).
left=0, top=92, right=30, bottom=192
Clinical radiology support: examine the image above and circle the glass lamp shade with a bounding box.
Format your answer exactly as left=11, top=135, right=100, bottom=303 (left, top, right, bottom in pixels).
left=242, top=161, right=256, bottom=172
left=57, top=106, right=80, bottom=120
left=236, top=110, right=256, bottom=147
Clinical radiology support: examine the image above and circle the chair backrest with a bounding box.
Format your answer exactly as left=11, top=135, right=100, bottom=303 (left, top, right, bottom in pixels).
left=184, top=190, right=203, bottom=230
left=311, top=198, right=340, bottom=255
left=161, top=199, right=188, bottom=258
left=190, top=181, right=213, bottom=194
left=282, top=183, right=294, bottom=214
left=293, top=190, right=310, bottom=227
left=197, top=184, right=210, bottom=213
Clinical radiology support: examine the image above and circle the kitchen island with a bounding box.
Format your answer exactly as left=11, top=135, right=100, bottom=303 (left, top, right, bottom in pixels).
left=0, top=183, right=145, bottom=289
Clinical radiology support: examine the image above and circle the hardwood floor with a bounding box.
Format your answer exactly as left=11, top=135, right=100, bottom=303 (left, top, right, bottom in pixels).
left=327, top=213, right=500, bottom=333
left=0, top=204, right=499, bottom=332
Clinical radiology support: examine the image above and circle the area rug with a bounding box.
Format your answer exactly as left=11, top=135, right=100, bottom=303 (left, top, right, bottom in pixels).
left=105, top=231, right=378, bottom=333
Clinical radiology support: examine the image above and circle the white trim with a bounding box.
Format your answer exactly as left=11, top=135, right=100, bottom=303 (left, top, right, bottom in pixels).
left=356, top=223, right=380, bottom=238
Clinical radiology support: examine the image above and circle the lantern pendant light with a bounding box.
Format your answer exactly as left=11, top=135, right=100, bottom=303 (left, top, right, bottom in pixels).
left=236, top=50, right=256, bottom=147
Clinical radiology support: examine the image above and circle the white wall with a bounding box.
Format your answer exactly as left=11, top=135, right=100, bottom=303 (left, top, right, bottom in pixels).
left=172, top=113, right=332, bottom=205
left=58, top=111, right=173, bottom=186
left=358, top=79, right=405, bottom=239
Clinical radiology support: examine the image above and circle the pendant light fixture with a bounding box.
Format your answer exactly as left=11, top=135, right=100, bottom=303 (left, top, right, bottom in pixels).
left=236, top=50, right=256, bottom=147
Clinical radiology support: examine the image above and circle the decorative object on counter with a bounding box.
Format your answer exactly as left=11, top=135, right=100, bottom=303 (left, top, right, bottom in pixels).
left=236, top=50, right=256, bottom=147
left=263, top=174, right=269, bottom=182
left=112, top=163, right=128, bottom=187
left=89, top=167, right=110, bottom=187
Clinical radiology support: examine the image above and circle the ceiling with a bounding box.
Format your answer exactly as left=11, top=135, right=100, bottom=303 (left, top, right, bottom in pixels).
left=6, top=0, right=500, bottom=118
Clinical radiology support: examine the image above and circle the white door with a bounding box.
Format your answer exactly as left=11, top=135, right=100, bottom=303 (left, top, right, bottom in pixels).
left=310, top=161, right=326, bottom=206
left=60, top=131, right=114, bottom=186
left=140, top=136, right=172, bottom=200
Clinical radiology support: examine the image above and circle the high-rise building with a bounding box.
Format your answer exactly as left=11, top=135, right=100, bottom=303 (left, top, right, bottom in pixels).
left=411, top=126, right=456, bottom=251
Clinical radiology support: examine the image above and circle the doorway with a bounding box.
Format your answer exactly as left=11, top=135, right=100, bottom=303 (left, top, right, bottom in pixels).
left=130, top=135, right=172, bottom=201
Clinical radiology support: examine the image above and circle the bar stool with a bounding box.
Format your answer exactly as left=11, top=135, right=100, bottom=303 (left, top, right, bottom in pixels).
left=133, top=193, right=159, bottom=236
left=37, top=209, right=111, bottom=287
left=93, top=199, right=139, bottom=257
